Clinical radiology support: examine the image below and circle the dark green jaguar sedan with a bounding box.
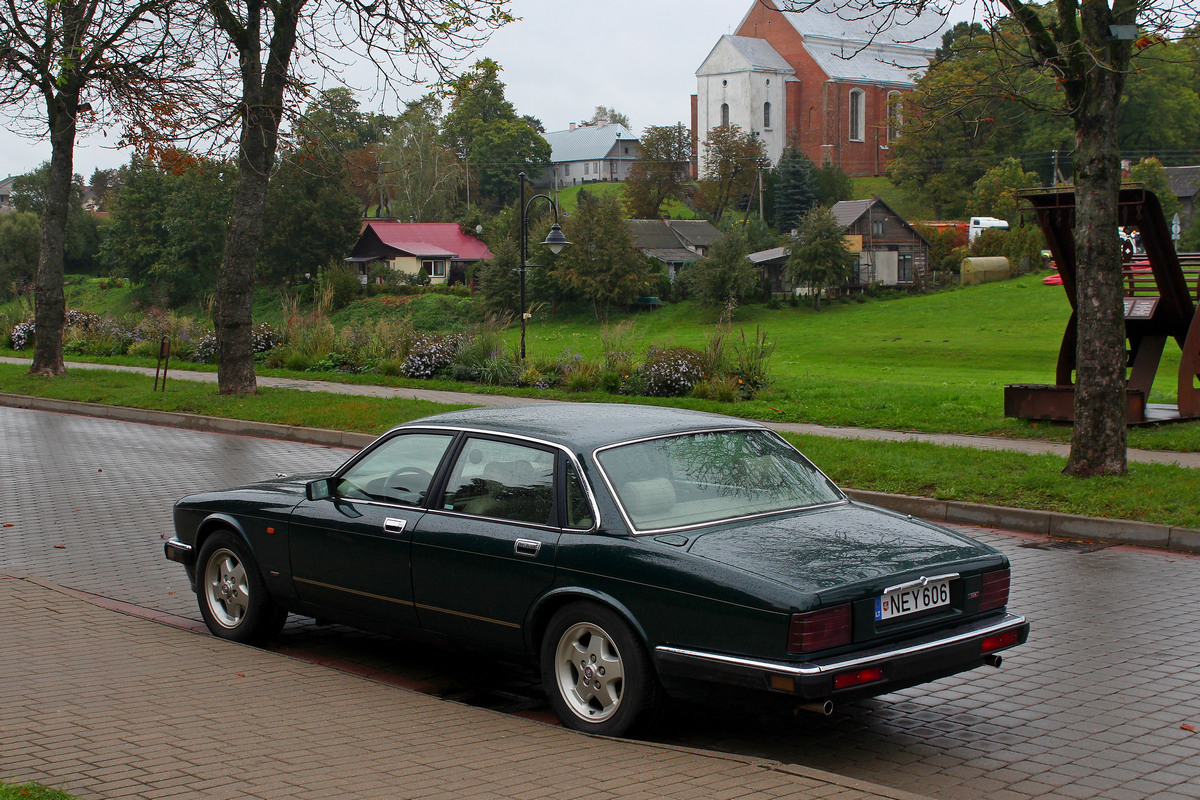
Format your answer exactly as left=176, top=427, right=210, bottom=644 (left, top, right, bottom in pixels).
left=165, top=403, right=1028, bottom=736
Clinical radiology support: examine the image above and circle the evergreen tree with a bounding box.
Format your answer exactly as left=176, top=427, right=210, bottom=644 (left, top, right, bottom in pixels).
left=772, top=146, right=818, bottom=234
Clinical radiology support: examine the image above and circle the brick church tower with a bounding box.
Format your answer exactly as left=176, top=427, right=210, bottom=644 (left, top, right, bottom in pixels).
left=692, top=0, right=943, bottom=178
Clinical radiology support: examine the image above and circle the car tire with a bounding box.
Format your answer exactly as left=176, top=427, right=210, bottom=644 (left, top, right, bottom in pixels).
left=540, top=602, right=662, bottom=737
left=196, top=531, right=287, bottom=645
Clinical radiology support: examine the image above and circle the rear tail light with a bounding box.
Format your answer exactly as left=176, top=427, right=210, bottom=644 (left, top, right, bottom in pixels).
left=788, top=604, right=851, bottom=654
left=981, top=629, right=1020, bottom=654
left=979, top=568, right=1010, bottom=612
left=833, top=667, right=884, bottom=690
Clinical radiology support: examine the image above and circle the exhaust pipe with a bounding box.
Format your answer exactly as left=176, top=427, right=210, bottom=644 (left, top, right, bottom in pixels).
left=796, top=700, right=834, bottom=716
left=983, top=654, right=1003, bottom=668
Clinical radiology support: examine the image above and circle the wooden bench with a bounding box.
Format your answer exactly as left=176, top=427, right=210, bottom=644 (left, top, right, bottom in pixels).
left=1005, top=187, right=1200, bottom=424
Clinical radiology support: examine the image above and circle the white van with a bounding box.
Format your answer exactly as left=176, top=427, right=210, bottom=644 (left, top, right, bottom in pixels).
left=969, top=216, right=1010, bottom=242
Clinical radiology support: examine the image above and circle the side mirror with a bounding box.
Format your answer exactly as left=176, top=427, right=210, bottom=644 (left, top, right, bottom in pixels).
left=306, top=478, right=334, bottom=501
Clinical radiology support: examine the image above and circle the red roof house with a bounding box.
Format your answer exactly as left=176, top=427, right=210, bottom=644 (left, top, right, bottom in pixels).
left=347, top=222, right=493, bottom=285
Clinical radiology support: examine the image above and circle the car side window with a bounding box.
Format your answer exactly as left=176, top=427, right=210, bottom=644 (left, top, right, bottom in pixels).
left=336, top=433, right=453, bottom=506
left=440, top=437, right=555, bottom=525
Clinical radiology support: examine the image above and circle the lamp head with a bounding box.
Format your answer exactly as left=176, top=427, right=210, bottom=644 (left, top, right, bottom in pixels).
left=543, top=222, right=570, bottom=255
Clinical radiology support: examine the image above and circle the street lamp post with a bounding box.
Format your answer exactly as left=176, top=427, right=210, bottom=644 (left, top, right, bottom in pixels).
left=518, top=171, right=570, bottom=360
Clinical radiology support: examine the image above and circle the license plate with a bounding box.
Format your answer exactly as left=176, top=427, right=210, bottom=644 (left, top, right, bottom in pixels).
left=875, top=578, right=951, bottom=621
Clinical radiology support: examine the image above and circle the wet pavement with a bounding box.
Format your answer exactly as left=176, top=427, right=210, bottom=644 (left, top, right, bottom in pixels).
left=2, top=406, right=1199, bottom=800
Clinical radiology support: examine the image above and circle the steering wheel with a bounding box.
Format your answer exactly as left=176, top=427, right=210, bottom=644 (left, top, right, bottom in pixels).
left=387, top=467, right=433, bottom=505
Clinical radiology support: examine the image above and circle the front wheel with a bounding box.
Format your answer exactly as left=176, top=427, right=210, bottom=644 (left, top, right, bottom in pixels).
left=196, top=531, right=287, bottom=645
left=540, top=602, right=662, bottom=737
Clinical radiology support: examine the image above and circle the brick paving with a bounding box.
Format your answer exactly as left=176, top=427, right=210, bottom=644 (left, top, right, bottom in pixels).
left=1, top=574, right=916, bottom=800
left=3, top=407, right=1200, bottom=800
left=656, top=527, right=1200, bottom=800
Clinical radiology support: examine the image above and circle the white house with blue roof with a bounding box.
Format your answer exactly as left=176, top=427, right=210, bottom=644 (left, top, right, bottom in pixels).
left=539, top=121, right=640, bottom=189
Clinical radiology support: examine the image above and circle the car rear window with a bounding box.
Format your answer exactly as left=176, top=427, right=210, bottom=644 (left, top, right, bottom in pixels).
left=597, top=429, right=844, bottom=532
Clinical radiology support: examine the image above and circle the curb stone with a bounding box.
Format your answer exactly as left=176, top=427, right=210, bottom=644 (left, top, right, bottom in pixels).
left=3, top=391, right=1197, bottom=554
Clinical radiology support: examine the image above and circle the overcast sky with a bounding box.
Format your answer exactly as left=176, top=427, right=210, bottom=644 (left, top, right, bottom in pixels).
left=0, top=0, right=977, bottom=182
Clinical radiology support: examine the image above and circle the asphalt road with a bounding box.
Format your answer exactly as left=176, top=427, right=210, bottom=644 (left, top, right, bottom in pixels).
left=3, top=406, right=1198, bottom=800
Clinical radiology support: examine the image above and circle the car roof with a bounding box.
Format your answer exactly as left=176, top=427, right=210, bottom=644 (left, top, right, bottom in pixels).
left=397, top=403, right=762, bottom=451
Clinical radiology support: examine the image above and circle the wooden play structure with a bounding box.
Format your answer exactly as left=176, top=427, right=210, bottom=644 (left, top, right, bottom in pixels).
left=1005, top=187, right=1200, bottom=425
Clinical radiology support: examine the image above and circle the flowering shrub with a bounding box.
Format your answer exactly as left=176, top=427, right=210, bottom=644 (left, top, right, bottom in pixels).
left=10, top=320, right=35, bottom=350
left=193, top=334, right=218, bottom=363
left=638, top=346, right=707, bottom=397
left=401, top=334, right=465, bottom=379
left=252, top=323, right=282, bottom=354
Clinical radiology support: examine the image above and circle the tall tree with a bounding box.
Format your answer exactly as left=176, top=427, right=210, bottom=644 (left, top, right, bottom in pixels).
left=785, top=205, right=857, bottom=311
left=442, top=58, right=549, bottom=207
left=0, top=0, right=191, bottom=375
left=201, top=2, right=512, bottom=394
left=969, top=157, right=1040, bottom=221
left=557, top=191, right=648, bottom=321
left=99, top=152, right=234, bottom=306
left=696, top=124, right=767, bottom=223
left=685, top=228, right=758, bottom=308
left=624, top=123, right=691, bottom=219
left=260, top=152, right=361, bottom=286
left=378, top=95, right=465, bottom=222
left=0, top=211, right=42, bottom=292
left=12, top=164, right=101, bottom=274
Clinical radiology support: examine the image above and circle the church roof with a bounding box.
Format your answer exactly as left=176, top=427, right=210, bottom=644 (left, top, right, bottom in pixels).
left=697, top=35, right=795, bottom=76
left=737, top=0, right=943, bottom=87
left=542, top=123, right=637, bottom=164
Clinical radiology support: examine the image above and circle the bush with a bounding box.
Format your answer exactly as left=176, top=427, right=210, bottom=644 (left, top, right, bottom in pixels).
left=692, top=376, right=738, bottom=402
left=9, top=320, right=34, bottom=349
left=599, top=371, right=622, bottom=394
left=639, top=345, right=707, bottom=397
left=401, top=334, right=465, bottom=378
left=193, top=333, right=217, bottom=363
left=316, top=260, right=362, bottom=310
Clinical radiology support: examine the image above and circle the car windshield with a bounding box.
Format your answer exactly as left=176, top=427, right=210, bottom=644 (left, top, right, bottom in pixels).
left=596, top=429, right=844, bottom=532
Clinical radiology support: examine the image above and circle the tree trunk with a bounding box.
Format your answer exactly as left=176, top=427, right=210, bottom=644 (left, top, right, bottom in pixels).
left=1064, top=67, right=1128, bottom=476
left=214, top=143, right=270, bottom=394
left=29, top=94, right=79, bottom=377
left=212, top=0, right=301, bottom=395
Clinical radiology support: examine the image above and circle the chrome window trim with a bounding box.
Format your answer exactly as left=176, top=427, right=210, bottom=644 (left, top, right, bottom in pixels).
left=591, top=426, right=847, bottom=535
left=656, top=613, right=1027, bottom=677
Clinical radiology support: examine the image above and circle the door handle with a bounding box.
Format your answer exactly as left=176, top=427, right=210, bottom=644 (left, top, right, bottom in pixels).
left=514, top=538, right=541, bottom=557
left=383, top=517, right=406, bottom=534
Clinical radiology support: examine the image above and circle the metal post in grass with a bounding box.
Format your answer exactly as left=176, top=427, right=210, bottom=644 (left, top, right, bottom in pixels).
left=518, top=172, right=571, bottom=360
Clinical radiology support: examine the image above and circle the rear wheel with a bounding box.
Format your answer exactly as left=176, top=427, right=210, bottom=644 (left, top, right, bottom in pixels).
left=196, top=531, right=287, bottom=645
left=540, top=602, right=662, bottom=737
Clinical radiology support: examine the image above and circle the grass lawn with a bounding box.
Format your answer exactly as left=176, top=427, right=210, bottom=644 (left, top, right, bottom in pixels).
left=517, top=276, right=1200, bottom=452
left=554, top=182, right=703, bottom=220
left=6, top=271, right=1199, bottom=454
left=3, top=363, right=1198, bottom=529
left=851, top=176, right=937, bottom=221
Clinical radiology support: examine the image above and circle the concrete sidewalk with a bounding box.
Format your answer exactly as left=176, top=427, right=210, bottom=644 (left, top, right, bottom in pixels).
left=4, top=356, right=1199, bottom=469
left=0, top=571, right=928, bottom=800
